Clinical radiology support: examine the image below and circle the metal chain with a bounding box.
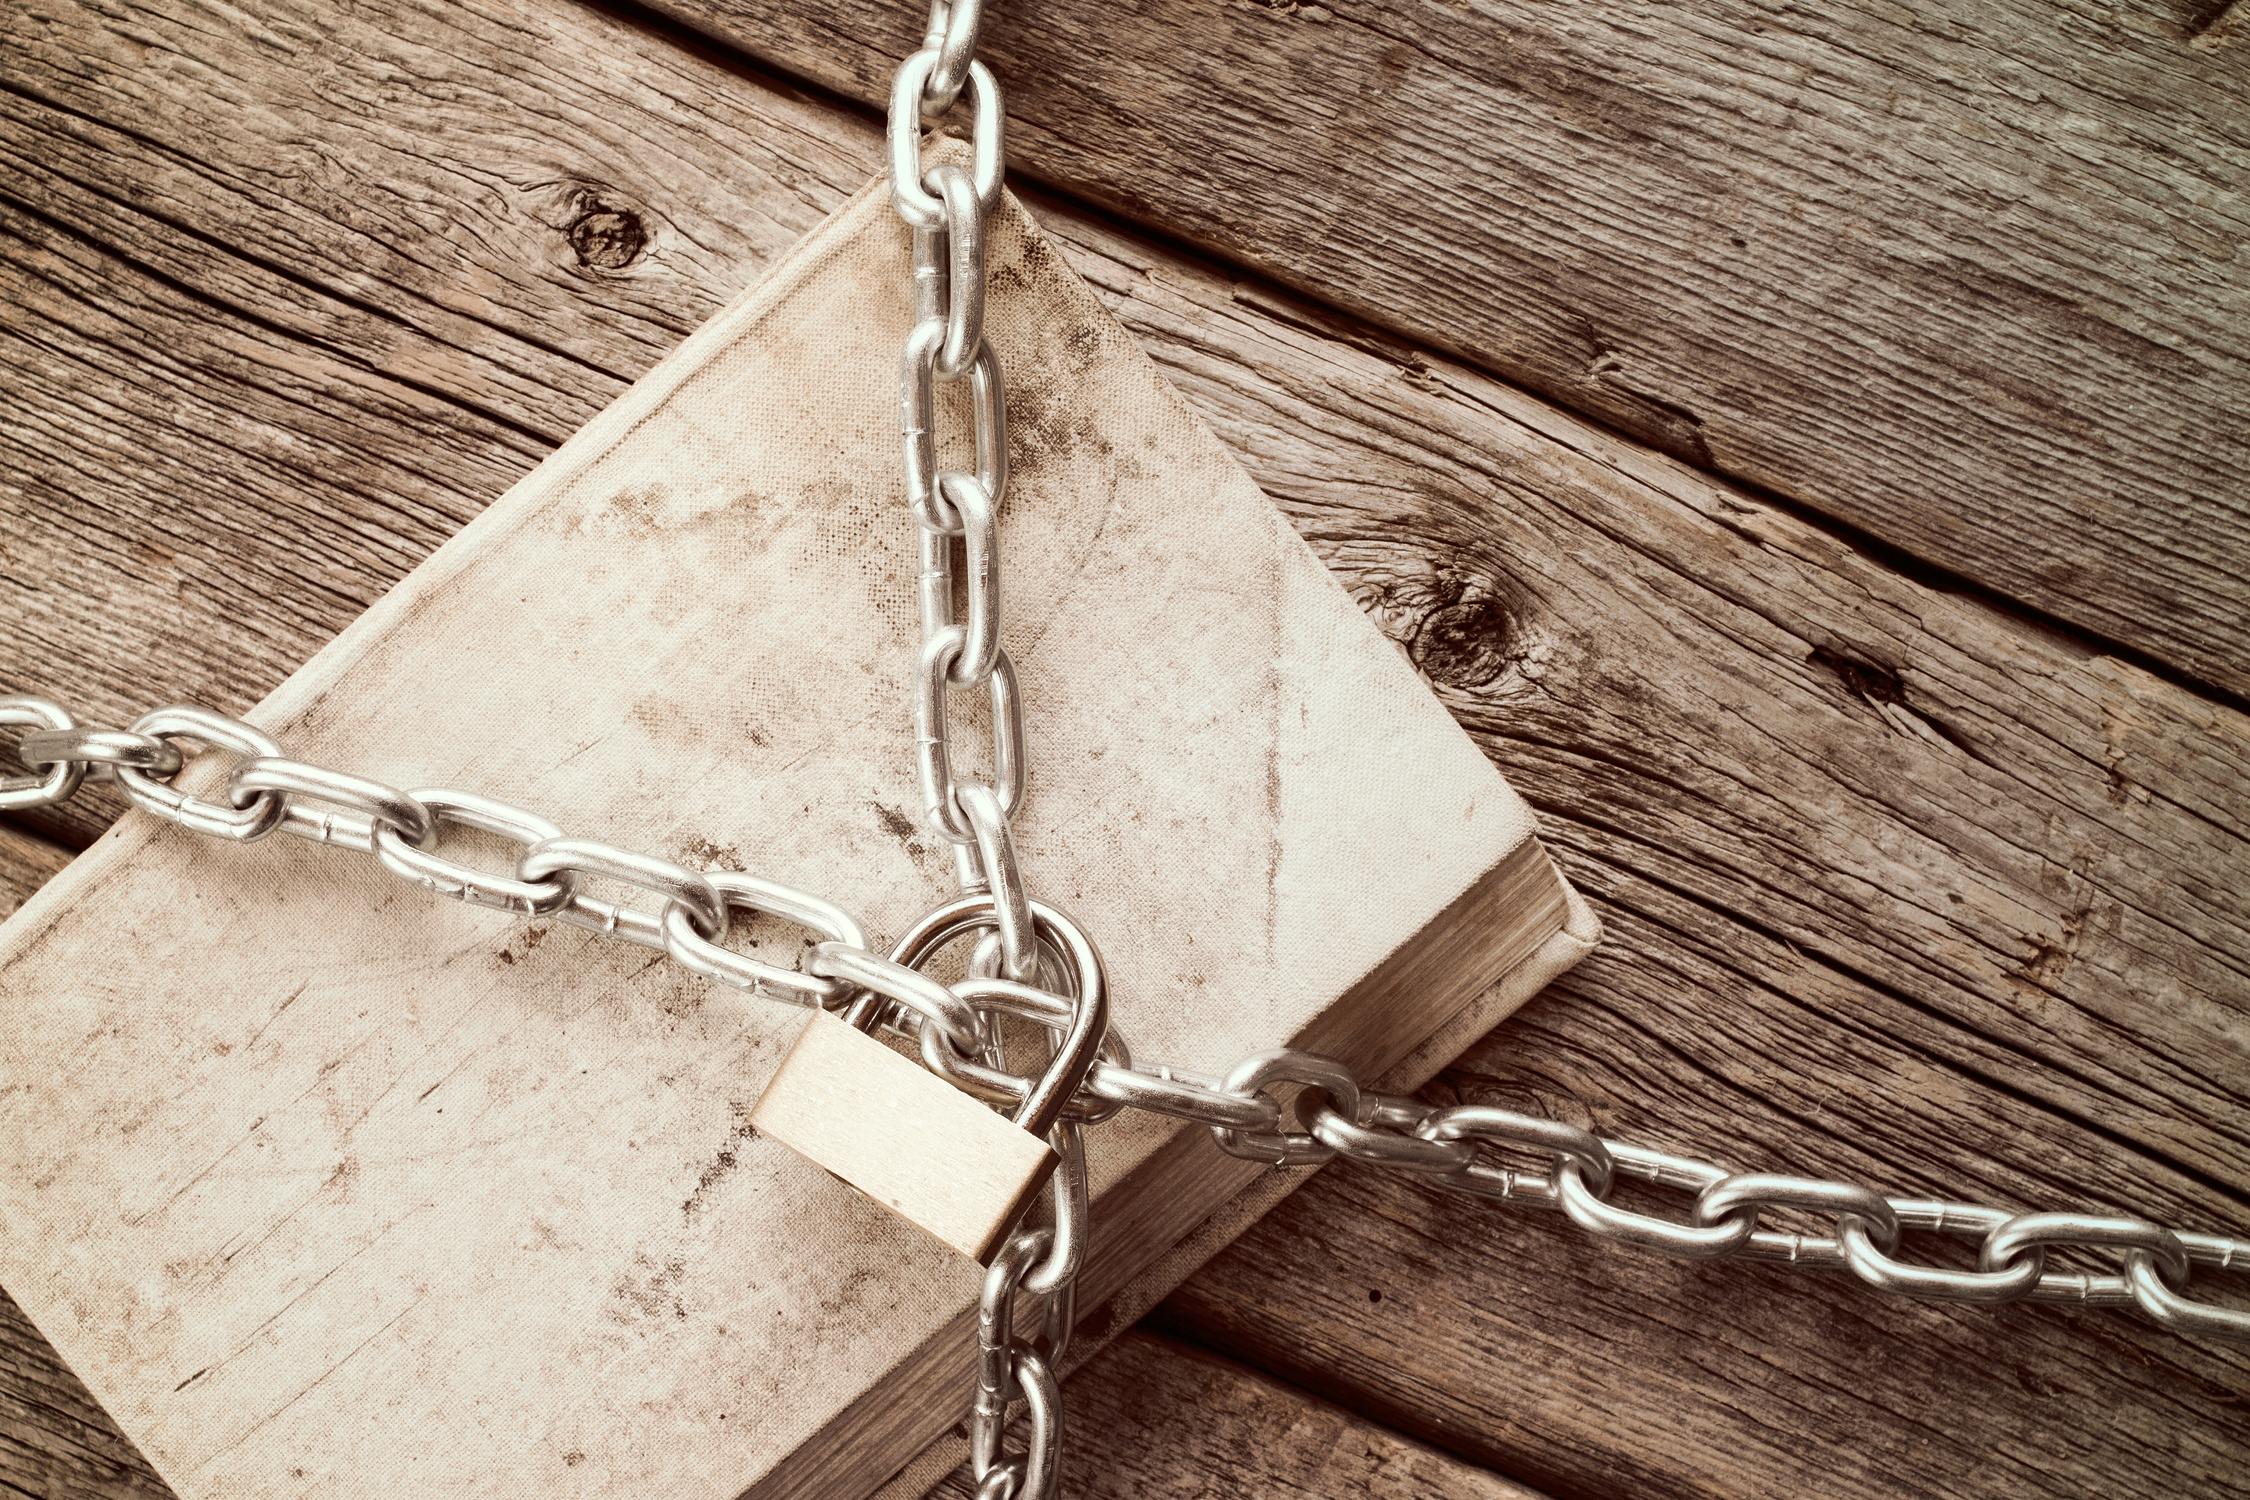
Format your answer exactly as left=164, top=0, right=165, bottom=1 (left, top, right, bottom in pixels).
left=7, top=698, right=2246, bottom=1353
left=882, top=4, right=1086, bottom=1493
left=4, top=0, right=2247, bottom=1484
left=1095, top=1052, right=2250, bottom=1341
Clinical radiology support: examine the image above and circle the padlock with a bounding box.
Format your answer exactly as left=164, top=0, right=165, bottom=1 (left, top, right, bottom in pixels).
left=749, top=895, right=1107, bottom=1264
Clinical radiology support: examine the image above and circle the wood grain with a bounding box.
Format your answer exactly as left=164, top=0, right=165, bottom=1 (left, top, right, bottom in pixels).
left=649, top=0, right=2250, bottom=700
left=1073, top=228, right=2250, bottom=1197
left=1, top=0, right=866, bottom=846
left=0, top=1286, right=171, bottom=1500
left=0, top=0, right=2243, bottom=1497
left=1094, top=204, right=2250, bottom=1493
left=1155, top=1111, right=2250, bottom=1500
left=927, top=1330, right=1553, bottom=1500
left=0, top=818, right=71, bottom=918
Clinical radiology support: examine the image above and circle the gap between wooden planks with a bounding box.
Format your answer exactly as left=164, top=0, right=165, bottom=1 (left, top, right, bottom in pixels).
left=646, top=0, right=2250, bottom=701
left=0, top=0, right=2244, bottom=1496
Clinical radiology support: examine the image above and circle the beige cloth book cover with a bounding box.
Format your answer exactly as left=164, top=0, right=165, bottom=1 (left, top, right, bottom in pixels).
left=0, top=171, right=1597, bottom=1499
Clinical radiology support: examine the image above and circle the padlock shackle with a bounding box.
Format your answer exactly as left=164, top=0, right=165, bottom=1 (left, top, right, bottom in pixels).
left=889, top=894, right=1110, bottom=1139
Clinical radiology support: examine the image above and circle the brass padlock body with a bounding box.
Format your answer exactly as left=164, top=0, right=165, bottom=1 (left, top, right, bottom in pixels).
left=750, top=1008, right=1058, bottom=1264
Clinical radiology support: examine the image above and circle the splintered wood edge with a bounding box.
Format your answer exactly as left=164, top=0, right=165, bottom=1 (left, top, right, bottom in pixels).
left=747, top=838, right=1572, bottom=1500
left=749, top=1011, right=1059, bottom=1265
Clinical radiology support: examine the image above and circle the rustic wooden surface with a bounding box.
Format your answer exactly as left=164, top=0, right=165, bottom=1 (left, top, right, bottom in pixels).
left=654, top=0, right=2250, bottom=699
left=0, top=1290, right=170, bottom=1500
left=926, top=1331, right=1553, bottom=1500
left=0, top=820, right=70, bottom=920
left=1, top=0, right=2244, bottom=1496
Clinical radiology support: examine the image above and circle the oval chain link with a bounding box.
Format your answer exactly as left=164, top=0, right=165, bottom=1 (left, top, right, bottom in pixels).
left=372, top=789, right=579, bottom=917
left=18, top=725, right=181, bottom=778
left=0, top=696, right=85, bottom=811
left=115, top=705, right=288, bottom=841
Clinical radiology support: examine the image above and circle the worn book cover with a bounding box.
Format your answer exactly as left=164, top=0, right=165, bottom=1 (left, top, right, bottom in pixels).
left=0, top=170, right=1596, bottom=1499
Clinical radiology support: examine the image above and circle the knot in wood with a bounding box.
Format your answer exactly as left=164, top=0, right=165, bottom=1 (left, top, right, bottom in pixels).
left=568, top=200, right=650, bottom=270
left=1409, top=594, right=1518, bottom=691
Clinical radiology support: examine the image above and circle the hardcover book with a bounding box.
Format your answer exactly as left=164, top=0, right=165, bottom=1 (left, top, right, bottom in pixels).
left=0, top=171, right=1596, bottom=1499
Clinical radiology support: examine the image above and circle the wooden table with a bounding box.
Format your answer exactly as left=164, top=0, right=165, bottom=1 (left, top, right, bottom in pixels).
left=3, top=1, right=2246, bottom=1496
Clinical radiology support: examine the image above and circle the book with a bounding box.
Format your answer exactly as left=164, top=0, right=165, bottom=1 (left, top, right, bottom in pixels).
left=0, top=167, right=1596, bottom=1500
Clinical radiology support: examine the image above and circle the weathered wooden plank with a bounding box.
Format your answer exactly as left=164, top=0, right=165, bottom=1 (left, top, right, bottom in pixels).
left=0, top=144, right=533, bottom=847
left=1085, top=195, right=2250, bottom=1492
left=1070, top=231, right=2250, bottom=1195
left=927, top=1330, right=1553, bottom=1500
left=0, top=818, right=71, bottom=918
left=0, top=1285, right=171, bottom=1500
left=1, top=0, right=874, bottom=846
left=1156, top=1056, right=2250, bottom=1500
left=1099, top=232, right=2250, bottom=1494
left=0, top=0, right=2243, bottom=1497
left=651, top=0, right=2250, bottom=699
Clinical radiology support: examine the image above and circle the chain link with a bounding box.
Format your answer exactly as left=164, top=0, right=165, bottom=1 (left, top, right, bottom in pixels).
left=855, top=0, right=2250, bottom=1372
left=114, top=705, right=287, bottom=840
left=918, top=0, right=984, bottom=114
left=372, top=788, right=577, bottom=916
left=18, top=726, right=180, bottom=777
left=229, top=755, right=440, bottom=853
left=18, top=687, right=2241, bottom=1349
left=0, top=697, right=84, bottom=811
